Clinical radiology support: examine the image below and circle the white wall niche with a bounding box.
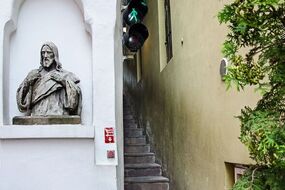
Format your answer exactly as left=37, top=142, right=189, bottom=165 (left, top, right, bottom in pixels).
left=3, top=0, right=93, bottom=128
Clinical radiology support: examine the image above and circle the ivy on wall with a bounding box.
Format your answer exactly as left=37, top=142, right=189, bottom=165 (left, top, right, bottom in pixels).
left=218, top=0, right=285, bottom=189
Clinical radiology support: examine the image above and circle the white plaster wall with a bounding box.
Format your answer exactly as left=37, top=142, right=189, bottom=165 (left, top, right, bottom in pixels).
left=0, top=0, right=122, bottom=189
left=92, top=1, right=119, bottom=166
left=0, top=139, right=117, bottom=190
left=114, top=0, right=124, bottom=189
left=5, top=0, right=92, bottom=125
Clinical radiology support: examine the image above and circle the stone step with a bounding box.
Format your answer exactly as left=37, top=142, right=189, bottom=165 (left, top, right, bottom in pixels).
left=124, top=122, right=138, bottom=129
left=125, top=163, right=162, bottom=177
left=124, top=137, right=146, bottom=145
left=124, top=128, right=143, bottom=137
left=125, top=182, right=169, bottom=190
left=123, top=105, right=132, bottom=110
left=123, top=100, right=130, bottom=104
left=124, top=118, right=137, bottom=124
left=125, top=176, right=169, bottom=190
left=125, top=183, right=169, bottom=190
left=124, top=114, right=134, bottom=118
left=124, top=144, right=150, bottom=153
left=123, top=109, right=131, bottom=112
left=125, top=153, right=155, bottom=164
left=124, top=114, right=134, bottom=120
left=125, top=176, right=169, bottom=183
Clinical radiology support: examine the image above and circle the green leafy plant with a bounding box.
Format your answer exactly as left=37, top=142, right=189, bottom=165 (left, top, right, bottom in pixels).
left=232, top=167, right=285, bottom=190
left=218, top=0, right=285, bottom=189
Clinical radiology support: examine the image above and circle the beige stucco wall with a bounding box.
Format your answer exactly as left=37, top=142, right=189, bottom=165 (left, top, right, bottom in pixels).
left=124, top=0, right=260, bottom=189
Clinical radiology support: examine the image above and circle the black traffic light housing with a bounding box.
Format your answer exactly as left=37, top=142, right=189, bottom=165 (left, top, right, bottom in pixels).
left=123, top=0, right=149, bottom=52
left=123, top=0, right=148, bottom=26
left=123, top=23, right=149, bottom=52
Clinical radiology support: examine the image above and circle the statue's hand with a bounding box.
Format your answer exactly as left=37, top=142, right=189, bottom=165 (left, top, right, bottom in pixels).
left=50, top=73, right=66, bottom=86
left=26, top=70, right=40, bottom=85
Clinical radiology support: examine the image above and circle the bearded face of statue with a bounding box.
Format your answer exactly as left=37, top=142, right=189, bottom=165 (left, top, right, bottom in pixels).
left=41, top=45, right=55, bottom=68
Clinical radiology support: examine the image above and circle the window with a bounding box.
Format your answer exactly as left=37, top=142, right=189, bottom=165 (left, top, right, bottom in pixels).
left=234, top=166, right=246, bottom=182
left=225, top=162, right=248, bottom=189
left=164, top=0, right=173, bottom=62
left=158, top=0, right=173, bottom=71
left=135, top=50, right=142, bottom=82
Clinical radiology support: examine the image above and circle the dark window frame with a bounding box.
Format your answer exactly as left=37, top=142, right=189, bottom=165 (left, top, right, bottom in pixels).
left=164, top=0, right=173, bottom=62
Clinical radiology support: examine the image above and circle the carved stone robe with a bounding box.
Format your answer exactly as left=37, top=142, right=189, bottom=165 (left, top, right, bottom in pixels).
left=17, top=69, right=81, bottom=116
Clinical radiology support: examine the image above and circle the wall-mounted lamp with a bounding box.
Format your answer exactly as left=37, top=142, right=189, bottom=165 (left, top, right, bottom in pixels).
left=220, top=58, right=229, bottom=80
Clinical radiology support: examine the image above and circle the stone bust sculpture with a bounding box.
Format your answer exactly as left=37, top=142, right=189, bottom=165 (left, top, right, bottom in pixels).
left=16, top=42, right=82, bottom=117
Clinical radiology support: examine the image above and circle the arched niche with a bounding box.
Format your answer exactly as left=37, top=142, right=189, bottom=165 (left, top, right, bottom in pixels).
left=3, top=0, right=92, bottom=125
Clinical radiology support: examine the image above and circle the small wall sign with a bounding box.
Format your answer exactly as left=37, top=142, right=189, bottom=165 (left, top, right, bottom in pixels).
left=107, top=150, right=115, bottom=159
left=104, top=127, right=115, bottom=143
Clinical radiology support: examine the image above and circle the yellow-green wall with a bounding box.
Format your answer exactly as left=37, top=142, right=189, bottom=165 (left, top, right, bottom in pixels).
left=124, top=0, right=260, bottom=189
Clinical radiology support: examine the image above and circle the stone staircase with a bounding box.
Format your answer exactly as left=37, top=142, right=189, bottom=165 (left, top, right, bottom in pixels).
left=124, top=96, right=169, bottom=190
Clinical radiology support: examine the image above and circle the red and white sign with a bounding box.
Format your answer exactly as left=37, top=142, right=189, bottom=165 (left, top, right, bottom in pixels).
left=107, top=150, right=115, bottom=159
left=105, top=128, right=115, bottom=143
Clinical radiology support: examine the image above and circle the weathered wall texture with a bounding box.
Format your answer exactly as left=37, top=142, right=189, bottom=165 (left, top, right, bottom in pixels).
left=124, top=0, right=260, bottom=189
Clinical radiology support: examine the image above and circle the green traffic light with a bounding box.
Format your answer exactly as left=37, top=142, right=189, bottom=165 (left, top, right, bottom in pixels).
left=123, top=0, right=148, bottom=26
left=129, top=8, right=139, bottom=23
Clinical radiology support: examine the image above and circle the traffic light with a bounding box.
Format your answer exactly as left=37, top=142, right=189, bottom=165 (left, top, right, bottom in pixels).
left=123, top=0, right=149, bottom=52
left=123, top=0, right=148, bottom=26
left=123, top=23, right=149, bottom=52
